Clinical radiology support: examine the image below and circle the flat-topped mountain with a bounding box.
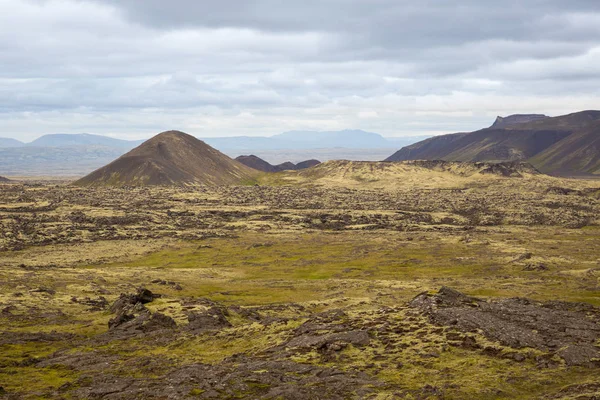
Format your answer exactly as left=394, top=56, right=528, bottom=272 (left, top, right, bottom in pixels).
left=235, top=155, right=321, bottom=173
left=75, top=131, right=256, bottom=186
left=385, top=111, right=600, bottom=176
left=490, top=114, right=549, bottom=128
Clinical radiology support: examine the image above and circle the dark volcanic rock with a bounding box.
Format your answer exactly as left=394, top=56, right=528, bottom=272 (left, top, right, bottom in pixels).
left=285, top=330, right=370, bottom=350
left=109, top=287, right=159, bottom=314
left=69, top=358, right=381, bottom=399
left=187, top=306, right=232, bottom=331
left=410, top=287, right=600, bottom=367
left=107, top=288, right=175, bottom=335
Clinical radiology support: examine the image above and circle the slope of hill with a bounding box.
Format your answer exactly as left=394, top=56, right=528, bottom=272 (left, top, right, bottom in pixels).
left=386, top=111, right=600, bottom=176
left=235, top=155, right=321, bottom=172
left=260, top=160, right=540, bottom=190
left=295, top=159, right=321, bottom=170
left=530, top=120, right=600, bottom=176
left=235, top=155, right=281, bottom=173
left=75, top=131, right=257, bottom=186
left=0, top=138, right=24, bottom=148
left=0, top=176, right=10, bottom=182
left=29, top=133, right=143, bottom=149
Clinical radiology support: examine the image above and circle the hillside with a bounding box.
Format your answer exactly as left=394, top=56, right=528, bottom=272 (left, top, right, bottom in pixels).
left=75, top=131, right=257, bottom=187
left=386, top=111, right=600, bottom=176
left=0, top=138, right=24, bottom=148
left=530, top=120, right=600, bottom=176
left=0, top=176, right=10, bottom=182
left=260, top=160, right=540, bottom=190
left=236, top=155, right=321, bottom=172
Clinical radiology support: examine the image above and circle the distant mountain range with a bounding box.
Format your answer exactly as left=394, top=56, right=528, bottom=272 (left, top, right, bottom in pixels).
left=0, top=130, right=427, bottom=176
left=386, top=111, right=600, bottom=176
left=0, top=130, right=426, bottom=151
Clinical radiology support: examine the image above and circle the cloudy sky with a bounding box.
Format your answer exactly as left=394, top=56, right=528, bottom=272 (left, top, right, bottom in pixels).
left=1, top=0, right=600, bottom=141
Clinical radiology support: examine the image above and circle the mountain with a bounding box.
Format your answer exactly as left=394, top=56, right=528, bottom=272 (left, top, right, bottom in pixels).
left=0, top=146, right=126, bottom=176
left=235, top=155, right=281, bottom=173
left=490, top=114, right=549, bottom=128
left=530, top=120, right=600, bottom=176
left=29, top=133, right=143, bottom=149
left=0, top=176, right=10, bottom=182
left=204, top=131, right=430, bottom=151
left=272, top=129, right=390, bottom=148
left=295, top=159, right=321, bottom=170
left=75, top=131, right=256, bottom=187
left=235, top=155, right=321, bottom=172
left=0, top=130, right=427, bottom=176
left=0, top=138, right=25, bottom=148
left=385, top=111, right=600, bottom=176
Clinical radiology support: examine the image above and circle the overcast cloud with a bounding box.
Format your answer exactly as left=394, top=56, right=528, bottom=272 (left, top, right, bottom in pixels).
left=1, top=0, right=600, bottom=141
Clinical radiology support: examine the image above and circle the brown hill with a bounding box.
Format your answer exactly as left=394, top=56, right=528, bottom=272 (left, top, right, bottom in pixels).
left=235, top=155, right=280, bottom=173
left=0, top=176, right=10, bottom=182
left=385, top=111, right=600, bottom=176
left=75, top=131, right=257, bottom=186
left=295, top=159, right=321, bottom=170
left=235, top=155, right=321, bottom=172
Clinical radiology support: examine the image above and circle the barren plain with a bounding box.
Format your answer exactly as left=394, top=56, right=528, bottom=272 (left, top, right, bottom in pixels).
left=1, top=165, right=600, bottom=399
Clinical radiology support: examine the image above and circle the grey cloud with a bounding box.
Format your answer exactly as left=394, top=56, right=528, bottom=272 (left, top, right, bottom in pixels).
left=1, top=0, right=600, bottom=141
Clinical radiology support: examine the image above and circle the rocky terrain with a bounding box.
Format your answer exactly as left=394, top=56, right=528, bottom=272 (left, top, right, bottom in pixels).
left=1, top=168, right=599, bottom=399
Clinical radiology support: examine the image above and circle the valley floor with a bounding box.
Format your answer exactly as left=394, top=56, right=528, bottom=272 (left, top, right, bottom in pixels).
left=0, top=175, right=599, bottom=399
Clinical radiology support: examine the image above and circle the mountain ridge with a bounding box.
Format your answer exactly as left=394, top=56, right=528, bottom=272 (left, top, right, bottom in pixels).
left=385, top=111, right=600, bottom=176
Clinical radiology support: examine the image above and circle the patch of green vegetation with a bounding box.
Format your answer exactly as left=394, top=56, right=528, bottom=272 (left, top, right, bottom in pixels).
left=189, top=388, right=205, bottom=396
left=0, top=364, right=78, bottom=397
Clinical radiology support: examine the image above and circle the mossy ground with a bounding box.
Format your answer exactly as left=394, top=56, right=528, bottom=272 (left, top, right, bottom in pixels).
left=1, top=172, right=599, bottom=398
left=1, top=227, right=599, bottom=398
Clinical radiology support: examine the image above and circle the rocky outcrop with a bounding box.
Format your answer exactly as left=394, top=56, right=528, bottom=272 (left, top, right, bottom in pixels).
left=410, top=287, right=600, bottom=367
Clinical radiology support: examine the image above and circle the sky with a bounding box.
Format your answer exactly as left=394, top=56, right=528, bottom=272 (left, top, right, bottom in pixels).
left=1, top=0, right=600, bottom=141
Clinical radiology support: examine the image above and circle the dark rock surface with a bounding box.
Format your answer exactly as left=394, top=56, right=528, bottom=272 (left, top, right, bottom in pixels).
left=69, top=358, right=380, bottom=399
left=410, top=287, right=600, bottom=366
